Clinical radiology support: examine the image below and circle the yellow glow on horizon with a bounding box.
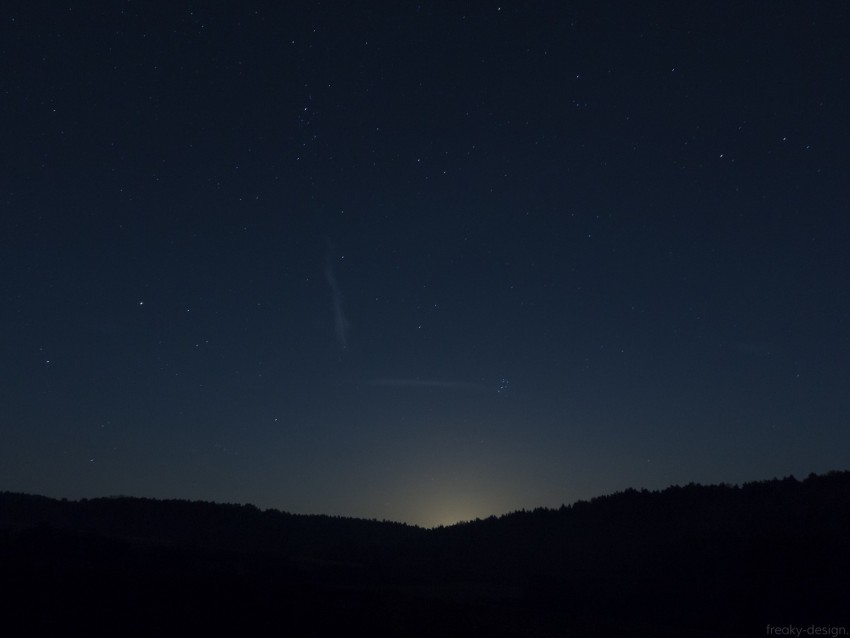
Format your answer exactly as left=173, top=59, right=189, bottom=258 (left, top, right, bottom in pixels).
left=376, top=448, right=548, bottom=528
left=409, top=488, right=516, bottom=528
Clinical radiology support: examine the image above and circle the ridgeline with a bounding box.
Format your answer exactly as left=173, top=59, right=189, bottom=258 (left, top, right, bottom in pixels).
left=2, top=471, right=849, bottom=636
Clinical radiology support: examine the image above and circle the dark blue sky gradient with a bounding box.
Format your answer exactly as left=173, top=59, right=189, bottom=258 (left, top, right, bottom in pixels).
left=2, top=1, right=849, bottom=526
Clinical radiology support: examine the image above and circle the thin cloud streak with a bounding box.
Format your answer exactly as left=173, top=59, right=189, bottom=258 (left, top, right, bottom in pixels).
left=324, top=241, right=349, bottom=350
left=367, top=378, right=486, bottom=391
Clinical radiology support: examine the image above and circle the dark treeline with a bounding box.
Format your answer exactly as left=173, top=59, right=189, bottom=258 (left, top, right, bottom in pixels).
left=2, top=471, right=849, bottom=637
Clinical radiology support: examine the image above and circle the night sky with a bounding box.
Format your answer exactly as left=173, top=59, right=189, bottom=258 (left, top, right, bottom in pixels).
left=3, top=2, right=849, bottom=528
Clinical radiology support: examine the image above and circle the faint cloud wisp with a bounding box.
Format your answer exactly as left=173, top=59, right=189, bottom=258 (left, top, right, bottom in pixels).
left=324, top=241, right=349, bottom=350
left=367, top=378, right=486, bottom=391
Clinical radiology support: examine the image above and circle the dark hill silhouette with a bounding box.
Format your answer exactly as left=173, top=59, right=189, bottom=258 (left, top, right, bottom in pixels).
left=2, top=471, right=849, bottom=637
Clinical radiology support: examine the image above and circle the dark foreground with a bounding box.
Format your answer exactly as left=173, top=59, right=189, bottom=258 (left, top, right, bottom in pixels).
left=2, top=471, right=849, bottom=637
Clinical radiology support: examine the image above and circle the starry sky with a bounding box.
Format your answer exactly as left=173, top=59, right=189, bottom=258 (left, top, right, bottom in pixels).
left=2, top=2, right=849, bottom=527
